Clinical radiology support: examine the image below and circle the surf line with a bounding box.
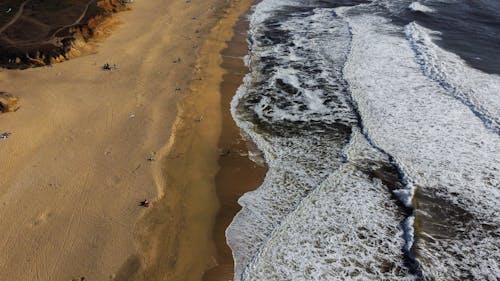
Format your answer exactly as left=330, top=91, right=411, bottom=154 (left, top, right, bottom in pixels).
left=340, top=16, right=423, bottom=279
left=405, top=22, right=500, bottom=135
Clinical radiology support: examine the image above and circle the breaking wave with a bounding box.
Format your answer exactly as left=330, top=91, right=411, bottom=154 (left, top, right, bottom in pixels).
left=406, top=22, right=500, bottom=134
left=227, top=0, right=500, bottom=280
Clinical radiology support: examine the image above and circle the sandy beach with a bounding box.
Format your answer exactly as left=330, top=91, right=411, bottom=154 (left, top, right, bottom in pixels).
left=0, top=0, right=255, bottom=280
left=202, top=9, right=266, bottom=281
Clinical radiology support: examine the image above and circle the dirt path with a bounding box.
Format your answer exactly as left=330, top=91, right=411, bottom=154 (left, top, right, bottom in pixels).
left=0, top=0, right=31, bottom=35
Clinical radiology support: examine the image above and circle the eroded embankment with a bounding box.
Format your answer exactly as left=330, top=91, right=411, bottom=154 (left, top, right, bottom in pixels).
left=0, top=0, right=128, bottom=69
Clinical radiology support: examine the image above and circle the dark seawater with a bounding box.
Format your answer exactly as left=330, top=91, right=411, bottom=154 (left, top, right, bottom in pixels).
left=394, top=0, right=500, bottom=75
left=228, top=0, right=500, bottom=280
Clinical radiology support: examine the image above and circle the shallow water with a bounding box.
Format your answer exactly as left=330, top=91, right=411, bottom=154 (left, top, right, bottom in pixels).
left=228, top=0, right=500, bottom=280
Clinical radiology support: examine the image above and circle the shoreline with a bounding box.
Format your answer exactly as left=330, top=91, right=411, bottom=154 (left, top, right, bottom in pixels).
left=129, top=1, right=259, bottom=280
left=202, top=5, right=267, bottom=281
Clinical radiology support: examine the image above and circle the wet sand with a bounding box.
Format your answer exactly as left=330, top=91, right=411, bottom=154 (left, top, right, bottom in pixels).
left=202, top=8, right=267, bottom=281
left=0, top=0, right=255, bottom=280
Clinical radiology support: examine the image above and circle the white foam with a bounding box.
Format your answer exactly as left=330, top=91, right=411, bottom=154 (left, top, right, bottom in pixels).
left=227, top=2, right=421, bottom=279
left=406, top=22, right=500, bottom=133
left=228, top=81, right=351, bottom=279
left=402, top=216, right=415, bottom=253
left=241, top=130, right=414, bottom=281
left=229, top=0, right=500, bottom=279
left=249, top=0, right=301, bottom=26
left=227, top=3, right=378, bottom=279
left=245, top=8, right=354, bottom=126
left=408, top=2, right=435, bottom=13
left=341, top=12, right=500, bottom=280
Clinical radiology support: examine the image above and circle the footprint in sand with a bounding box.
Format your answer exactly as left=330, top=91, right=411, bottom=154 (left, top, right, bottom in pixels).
left=32, top=211, right=52, bottom=227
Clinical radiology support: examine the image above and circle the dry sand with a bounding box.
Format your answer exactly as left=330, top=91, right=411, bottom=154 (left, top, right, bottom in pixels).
left=0, top=0, right=255, bottom=280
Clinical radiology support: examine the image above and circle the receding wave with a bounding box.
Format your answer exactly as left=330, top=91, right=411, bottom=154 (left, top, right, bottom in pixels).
left=239, top=129, right=414, bottom=281
left=228, top=2, right=416, bottom=280
left=228, top=6, right=359, bottom=278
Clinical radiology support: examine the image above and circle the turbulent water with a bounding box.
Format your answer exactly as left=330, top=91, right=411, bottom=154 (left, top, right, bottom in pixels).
left=228, top=0, right=500, bottom=280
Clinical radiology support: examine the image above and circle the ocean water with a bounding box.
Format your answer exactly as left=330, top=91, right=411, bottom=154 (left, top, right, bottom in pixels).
left=228, top=0, right=500, bottom=280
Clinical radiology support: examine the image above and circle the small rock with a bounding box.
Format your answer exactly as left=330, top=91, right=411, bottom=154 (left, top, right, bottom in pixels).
left=0, top=92, right=19, bottom=113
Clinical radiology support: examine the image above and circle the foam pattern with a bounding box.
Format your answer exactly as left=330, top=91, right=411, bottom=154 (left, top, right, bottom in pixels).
left=228, top=1, right=415, bottom=280
left=227, top=0, right=500, bottom=280
left=228, top=6, right=358, bottom=277
left=408, top=2, right=435, bottom=13
left=340, top=11, right=500, bottom=280
left=240, top=129, right=413, bottom=281
left=406, top=22, right=500, bottom=134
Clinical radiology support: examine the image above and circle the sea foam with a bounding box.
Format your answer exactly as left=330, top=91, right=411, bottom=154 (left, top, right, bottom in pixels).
left=228, top=0, right=500, bottom=280
left=408, top=2, right=435, bottom=13
left=240, top=129, right=413, bottom=281
left=228, top=1, right=416, bottom=280
left=406, top=22, right=500, bottom=134
left=341, top=11, right=500, bottom=280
